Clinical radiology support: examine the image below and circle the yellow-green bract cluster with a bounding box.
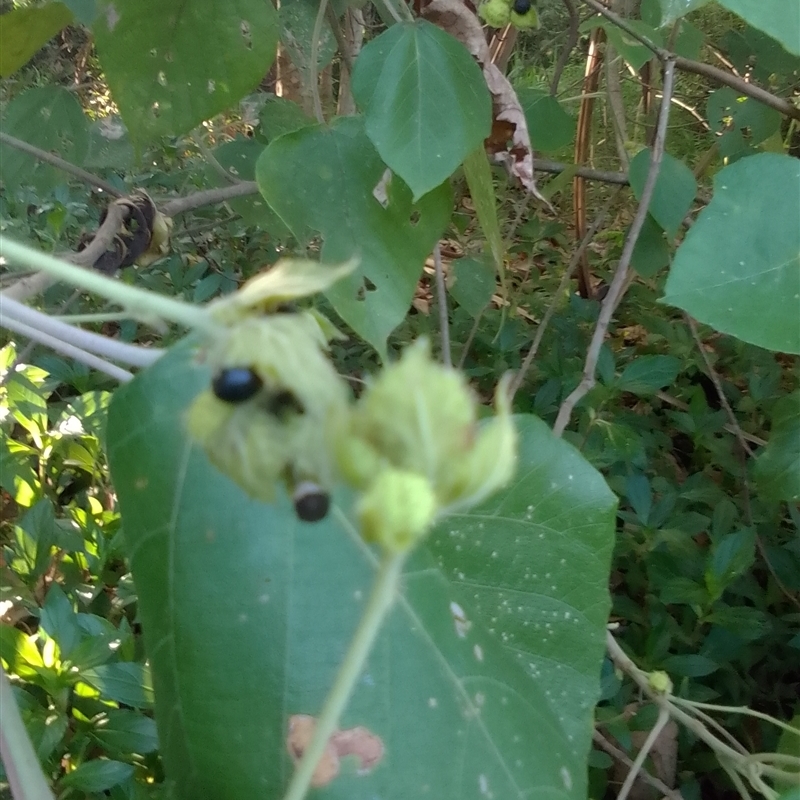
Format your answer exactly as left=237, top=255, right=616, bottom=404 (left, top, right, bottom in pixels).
left=186, top=259, right=517, bottom=556
left=479, top=0, right=540, bottom=30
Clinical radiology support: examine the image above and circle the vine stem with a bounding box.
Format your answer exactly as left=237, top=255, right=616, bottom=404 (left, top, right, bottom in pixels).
left=310, top=0, right=331, bottom=124
left=0, top=237, right=215, bottom=333
left=282, top=552, right=405, bottom=800
left=0, top=668, right=56, bottom=800
left=616, top=706, right=671, bottom=800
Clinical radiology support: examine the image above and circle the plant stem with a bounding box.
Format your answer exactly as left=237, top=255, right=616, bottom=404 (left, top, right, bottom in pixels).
left=0, top=238, right=215, bottom=333
left=310, top=0, right=331, bottom=124
left=282, top=552, right=405, bottom=800
left=433, top=243, right=451, bottom=368
left=0, top=669, right=57, bottom=800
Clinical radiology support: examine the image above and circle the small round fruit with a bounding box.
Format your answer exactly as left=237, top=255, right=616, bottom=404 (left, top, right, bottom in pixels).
left=293, top=481, right=330, bottom=523
left=212, top=367, right=263, bottom=403
left=513, top=0, right=531, bottom=13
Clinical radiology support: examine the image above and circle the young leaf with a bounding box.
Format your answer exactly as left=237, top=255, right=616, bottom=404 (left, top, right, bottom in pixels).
left=628, top=149, right=696, bottom=237
left=616, top=355, right=682, bottom=395
left=93, top=0, right=279, bottom=143
left=106, top=339, right=593, bottom=799
left=256, top=116, right=452, bottom=359
left=662, top=153, right=800, bottom=354
left=0, top=3, right=73, bottom=78
left=40, top=585, right=82, bottom=661
left=352, top=20, right=492, bottom=201
left=59, top=760, right=135, bottom=792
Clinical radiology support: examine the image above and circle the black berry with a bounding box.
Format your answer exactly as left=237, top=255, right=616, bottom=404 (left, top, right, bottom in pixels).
left=513, top=0, right=531, bottom=14
left=293, top=482, right=330, bottom=523
left=211, top=367, right=263, bottom=403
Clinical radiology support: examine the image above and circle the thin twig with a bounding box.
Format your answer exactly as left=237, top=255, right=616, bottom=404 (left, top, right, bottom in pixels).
left=510, top=187, right=622, bottom=399
left=456, top=307, right=486, bottom=370
left=310, top=0, right=331, bottom=124
left=550, top=0, right=580, bottom=96
left=160, top=181, right=259, bottom=216
left=0, top=132, right=124, bottom=197
left=433, top=243, right=452, bottom=368
left=0, top=296, right=163, bottom=367
left=655, top=391, right=766, bottom=447
left=553, top=59, right=676, bottom=436
left=2, top=316, right=133, bottom=382
left=580, top=0, right=800, bottom=121
left=685, top=315, right=754, bottom=456
left=617, top=706, right=672, bottom=800
left=592, top=730, right=684, bottom=800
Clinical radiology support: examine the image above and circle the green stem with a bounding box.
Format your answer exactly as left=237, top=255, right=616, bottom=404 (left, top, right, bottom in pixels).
left=0, top=237, right=214, bottom=333
left=0, top=669, right=57, bottom=800
left=282, top=552, right=405, bottom=800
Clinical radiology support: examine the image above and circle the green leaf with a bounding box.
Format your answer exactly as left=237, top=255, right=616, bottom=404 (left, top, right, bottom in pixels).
left=428, top=415, right=617, bottom=756
left=705, top=527, right=756, bottom=601
left=717, top=0, right=800, bottom=56
left=616, top=355, right=681, bottom=395
left=278, top=0, right=336, bottom=82
left=0, top=3, right=73, bottom=78
left=106, top=339, right=594, bottom=799
left=628, top=148, right=696, bottom=237
left=519, top=89, right=576, bottom=153
left=60, top=759, right=135, bottom=792
left=656, top=0, right=711, bottom=26
left=92, top=710, right=159, bottom=756
left=450, top=256, right=496, bottom=317
left=631, top=215, right=670, bottom=278
left=258, top=96, right=314, bottom=142
left=93, top=0, right=279, bottom=144
left=81, top=663, right=154, bottom=708
left=462, top=148, right=506, bottom=287
left=209, top=137, right=290, bottom=236
left=706, top=87, right=781, bottom=159
left=256, top=116, right=452, bottom=358
left=775, top=713, right=800, bottom=791
left=661, top=153, right=800, bottom=354
left=351, top=20, right=492, bottom=201
left=40, top=585, right=82, bottom=661
left=63, top=0, right=97, bottom=25
left=0, top=86, right=89, bottom=193
left=0, top=626, right=45, bottom=682
left=661, top=653, right=719, bottom=677
left=755, top=391, right=800, bottom=502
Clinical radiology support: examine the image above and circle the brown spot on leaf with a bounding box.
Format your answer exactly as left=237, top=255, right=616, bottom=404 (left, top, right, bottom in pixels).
left=286, top=714, right=384, bottom=787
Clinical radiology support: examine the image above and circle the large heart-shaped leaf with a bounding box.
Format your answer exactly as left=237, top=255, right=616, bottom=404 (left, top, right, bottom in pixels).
left=717, top=0, right=800, bottom=56
left=662, top=153, right=800, bottom=354
left=256, top=116, right=452, bottom=358
left=0, top=2, right=73, bottom=78
left=93, top=0, right=279, bottom=143
left=107, top=338, right=612, bottom=799
left=351, top=20, right=491, bottom=201
left=0, top=87, right=89, bottom=193
left=428, top=416, right=616, bottom=755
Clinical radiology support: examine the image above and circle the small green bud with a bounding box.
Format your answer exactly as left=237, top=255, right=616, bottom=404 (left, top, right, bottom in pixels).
left=648, top=670, right=673, bottom=695
left=510, top=7, right=539, bottom=29
left=358, top=469, right=437, bottom=554
left=478, top=0, right=511, bottom=29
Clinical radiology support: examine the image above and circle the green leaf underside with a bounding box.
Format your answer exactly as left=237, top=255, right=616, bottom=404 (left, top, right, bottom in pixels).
left=107, top=338, right=606, bottom=799
left=93, top=0, right=279, bottom=144
left=661, top=153, right=800, bottom=354
left=256, top=116, right=453, bottom=359
left=717, top=0, right=800, bottom=56
left=0, top=87, right=89, bottom=193
left=351, top=20, right=492, bottom=201
left=656, top=0, right=711, bottom=26
left=0, top=2, right=73, bottom=78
